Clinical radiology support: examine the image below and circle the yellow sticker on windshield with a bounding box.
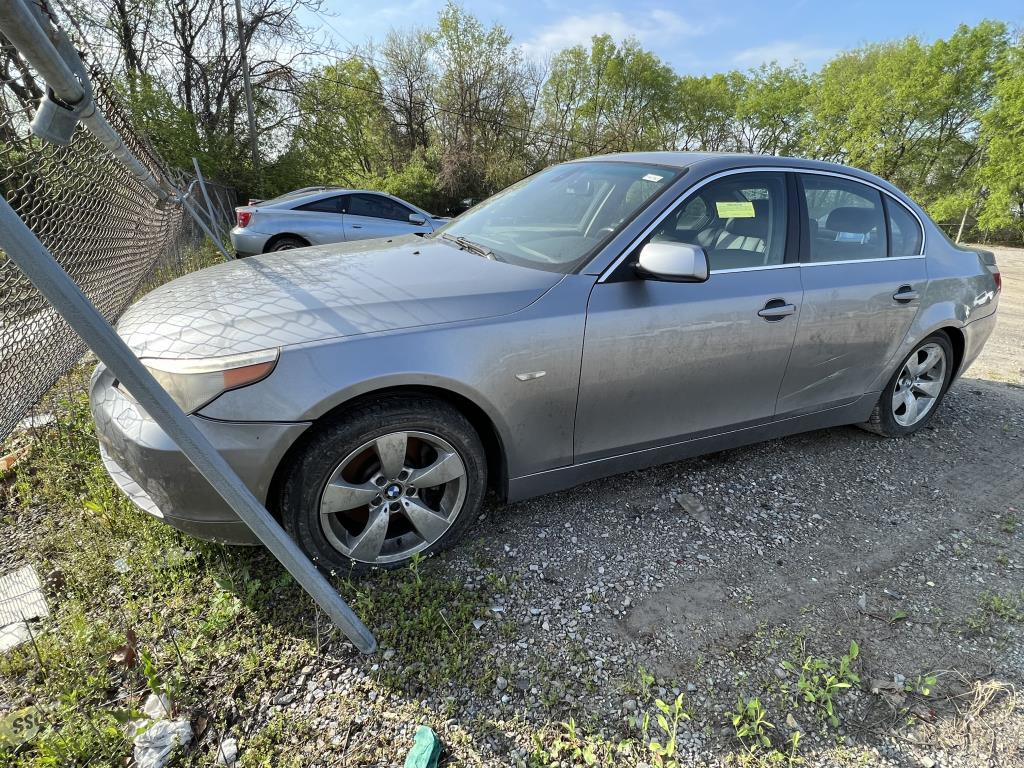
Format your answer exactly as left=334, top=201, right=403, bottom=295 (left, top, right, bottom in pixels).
left=716, top=201, right=756, bottom=218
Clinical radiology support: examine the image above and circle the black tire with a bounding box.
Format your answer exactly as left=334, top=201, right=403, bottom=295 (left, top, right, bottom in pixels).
left=278, top=396, right=486, bottom=575
left=266, top=236, right=307, bottom=252
left=860, top=333, right=954, bottom=437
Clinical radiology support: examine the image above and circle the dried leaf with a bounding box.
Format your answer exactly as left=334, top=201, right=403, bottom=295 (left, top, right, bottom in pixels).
left=110, top=629, right=138, bottom=668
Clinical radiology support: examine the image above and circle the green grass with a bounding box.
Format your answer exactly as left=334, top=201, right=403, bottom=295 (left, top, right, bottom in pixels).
left=0, top=370, right=493, bottom=766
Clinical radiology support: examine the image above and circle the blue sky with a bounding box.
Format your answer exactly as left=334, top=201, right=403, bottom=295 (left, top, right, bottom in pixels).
left=316, top=0, right=1023, bottom=73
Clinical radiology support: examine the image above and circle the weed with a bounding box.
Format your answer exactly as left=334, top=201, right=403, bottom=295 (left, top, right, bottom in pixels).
left=641, top=693, right=690, bottom=766
left=980, top=592, right=1021, bottom=621
left=340, top=562, right=493, bottom=693
left=781, top=640, right=860, bottom=727
left=905, top=674, right=937, bottom=697
left=531, top=694, right=691, bottom=768
left=729, top=696, right=774, bottom=754
left=966, top=591, right=1023, bottom=635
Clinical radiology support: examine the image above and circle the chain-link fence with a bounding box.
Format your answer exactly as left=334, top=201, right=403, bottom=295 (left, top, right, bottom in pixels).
left=0, top=6, right=237, bottom=443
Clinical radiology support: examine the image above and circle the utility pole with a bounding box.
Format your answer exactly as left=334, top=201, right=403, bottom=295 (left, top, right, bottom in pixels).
left=234, top=0, right=261, bottom=180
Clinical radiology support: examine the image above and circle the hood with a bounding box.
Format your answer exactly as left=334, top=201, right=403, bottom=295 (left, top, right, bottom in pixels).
left=118, top=236, right=561, bottom=359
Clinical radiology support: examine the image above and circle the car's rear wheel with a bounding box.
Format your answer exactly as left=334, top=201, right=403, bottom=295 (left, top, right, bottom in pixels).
left=860, top=333, right=953, bottom=437
left=267, top=236, right=307, bottom=252
left=278, top=396, right=486, bottom=574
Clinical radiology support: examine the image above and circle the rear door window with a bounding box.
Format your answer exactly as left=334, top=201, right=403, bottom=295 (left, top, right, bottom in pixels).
left=887, top=200, right=923, bottom=256
left=800, top=175, right=887, bottom=262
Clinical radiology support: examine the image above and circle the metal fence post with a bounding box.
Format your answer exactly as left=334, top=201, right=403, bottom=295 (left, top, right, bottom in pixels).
left=0, top=0, right=376, bottom=654
left=0, top=196, right=377, bottom=654
left=177, top=182, right=234, bottom=262
left=192, top=158, right=220, bottom=229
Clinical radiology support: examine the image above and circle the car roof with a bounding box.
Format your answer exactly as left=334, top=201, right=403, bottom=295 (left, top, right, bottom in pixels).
left=261, top=188, right=398, bottom=208
left=576, top=151, right=918, bottom=206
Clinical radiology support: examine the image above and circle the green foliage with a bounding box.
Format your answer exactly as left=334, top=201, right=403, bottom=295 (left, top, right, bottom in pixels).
left=98, top=0, right=1024, bottom=240
left=727, top=697, right=804, bottom=767
left=807, top=22, right=1008, bottom=219
left=530, top=692, right=690, bottom=768
left=781, top=640, right=860, bottom=727
left=640, top=693, right=690, bottom=766
left=729, top=696, right=775, bottom=753
left=978, top=38, right=1024, bottom=235
left=291, top=59, right=393, bottom=188
left=339, top=559, right=493, bottom=693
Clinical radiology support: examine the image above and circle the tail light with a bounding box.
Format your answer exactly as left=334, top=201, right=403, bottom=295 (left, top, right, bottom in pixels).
left=236, top=209, right=252, bottom=228
left=993, top=270, right=1002, bottom=293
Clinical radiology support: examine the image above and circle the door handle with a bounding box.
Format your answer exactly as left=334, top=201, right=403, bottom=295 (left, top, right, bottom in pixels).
left=758, top=299, right=797, bottom=321
left=893, top=285, right=919, bottom=302
left=351, top=224, right=363, bottom=229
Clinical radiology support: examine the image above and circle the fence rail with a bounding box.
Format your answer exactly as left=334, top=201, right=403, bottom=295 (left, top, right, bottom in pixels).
left=0, top=14, right=236, bottom=442
left=0, top=0, right=375, bottom=660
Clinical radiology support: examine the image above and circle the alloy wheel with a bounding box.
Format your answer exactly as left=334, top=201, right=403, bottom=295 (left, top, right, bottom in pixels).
left=318, top=430, right=467, bottom=564
left=891, top=343, right=946, bottom=427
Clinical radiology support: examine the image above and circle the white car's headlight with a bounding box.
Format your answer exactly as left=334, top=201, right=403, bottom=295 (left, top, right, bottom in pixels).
left=138, top=349, right=279, bottom=414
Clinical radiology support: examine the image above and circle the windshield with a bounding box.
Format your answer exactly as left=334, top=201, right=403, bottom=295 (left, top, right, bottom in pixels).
left=436, top=161, right=680, bottom=272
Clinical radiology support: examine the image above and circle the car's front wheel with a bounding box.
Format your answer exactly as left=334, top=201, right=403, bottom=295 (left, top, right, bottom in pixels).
left=860, top=333, right=954, bottom=437
left=278, top=396, right=486, bottom=574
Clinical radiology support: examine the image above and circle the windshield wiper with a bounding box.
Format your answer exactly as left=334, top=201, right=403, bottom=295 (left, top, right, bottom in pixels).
left=441, top=233, right=494, bottom=260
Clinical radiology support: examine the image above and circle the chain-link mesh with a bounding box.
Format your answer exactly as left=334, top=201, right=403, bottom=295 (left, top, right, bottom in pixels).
left=0, top=5, right=237, bottom=442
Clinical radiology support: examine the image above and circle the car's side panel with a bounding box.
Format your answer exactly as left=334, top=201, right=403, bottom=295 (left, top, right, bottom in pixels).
left=866, top=232, right=999, bottom=390
left=508, top=392, right=878, bottom=502
left=575, top=266, right=803, bottom=462
left=776, top=257, right=927, bottom=416
left=253, top=209, right=347, bottom=247
left=199, top=276, right=594, bottom=478
left=344, top=213, right=432, bottom=241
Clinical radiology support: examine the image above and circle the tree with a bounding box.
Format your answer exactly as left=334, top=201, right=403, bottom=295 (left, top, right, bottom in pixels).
left=291, top=59, right=392, bottom=186
left=431, top=2, right=534, bottom=197
left=732, top=63, right=810, bottom=156
left=538, top=35, right=676, bottom=158
left=978, top=35, right=1024, bottom=235
left=807, top=22, right=1008, bottom=216
left=670, top=73, right=737, bottom=151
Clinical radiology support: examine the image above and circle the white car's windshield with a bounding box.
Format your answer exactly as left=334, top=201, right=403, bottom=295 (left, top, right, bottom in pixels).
left=435, top=161, right=680, bottom=272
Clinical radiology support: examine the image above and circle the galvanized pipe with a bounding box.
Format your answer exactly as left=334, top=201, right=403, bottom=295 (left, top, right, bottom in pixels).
left=0, top=196, right=377, bottom=653
left=0, top=0, right=169, bottom=202
left=0, top=0, right=84, bottom=101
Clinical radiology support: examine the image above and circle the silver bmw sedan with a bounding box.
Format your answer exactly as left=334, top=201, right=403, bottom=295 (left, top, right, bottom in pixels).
left=92, top=152, right=1001, bottom=573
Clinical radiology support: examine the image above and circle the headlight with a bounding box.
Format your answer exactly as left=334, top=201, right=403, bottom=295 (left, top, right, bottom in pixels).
left=138, top=349, right=279, bottom=414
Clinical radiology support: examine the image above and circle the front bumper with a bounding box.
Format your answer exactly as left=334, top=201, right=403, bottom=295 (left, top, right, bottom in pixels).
left=229, top=227, right=271, bottom=258
left=90, top=365, right=310, bottom=545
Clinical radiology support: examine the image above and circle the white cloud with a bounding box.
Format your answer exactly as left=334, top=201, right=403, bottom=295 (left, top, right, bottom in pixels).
left=732, top=41, right=837, bottom=68
left=521, top=9, right=706, bottom=58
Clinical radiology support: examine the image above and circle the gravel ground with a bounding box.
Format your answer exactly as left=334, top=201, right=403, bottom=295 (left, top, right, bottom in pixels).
left=3, top=248, right=1021, bottom=767
left=240, top=246, right=1023, bottom=766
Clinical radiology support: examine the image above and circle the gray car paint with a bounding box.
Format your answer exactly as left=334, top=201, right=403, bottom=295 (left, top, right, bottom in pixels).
left=228, top=189, right=442, bottom=256
left=92, top=152, right=1000, bottom=546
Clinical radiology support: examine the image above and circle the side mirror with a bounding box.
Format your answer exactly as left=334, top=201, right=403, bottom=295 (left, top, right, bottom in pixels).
left=635, top=242, right=709, bottom=283
left=409, top=213, right=427, bottom=225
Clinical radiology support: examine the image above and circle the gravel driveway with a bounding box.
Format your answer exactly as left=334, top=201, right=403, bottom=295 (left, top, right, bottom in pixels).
left=248, top=246, right=1024, bottom=767
left=5, top=248, right=1020, bottom=768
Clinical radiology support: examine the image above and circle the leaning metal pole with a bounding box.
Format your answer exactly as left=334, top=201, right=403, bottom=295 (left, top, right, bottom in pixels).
left=0, top=0, right=376, bottom=652
left=0, top=196, right=376, bottom=654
